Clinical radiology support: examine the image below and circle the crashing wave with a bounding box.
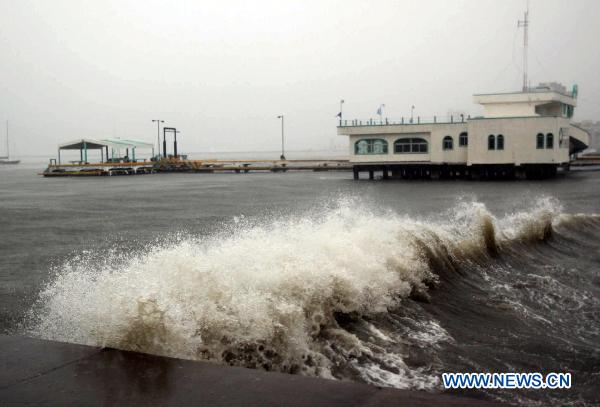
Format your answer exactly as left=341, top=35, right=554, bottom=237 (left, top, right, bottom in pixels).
left=25, top=196, right=595, bottom=388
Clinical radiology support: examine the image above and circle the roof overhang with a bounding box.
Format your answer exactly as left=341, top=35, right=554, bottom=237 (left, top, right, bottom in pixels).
left=102, top=138, right=154, bottom=149
left=473, top=91, right=577, bottom=107
left=58, top=139, right=108, bottom=150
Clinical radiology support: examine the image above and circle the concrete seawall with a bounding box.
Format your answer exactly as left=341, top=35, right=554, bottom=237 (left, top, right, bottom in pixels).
left=0, top=335, right=502, bottom=406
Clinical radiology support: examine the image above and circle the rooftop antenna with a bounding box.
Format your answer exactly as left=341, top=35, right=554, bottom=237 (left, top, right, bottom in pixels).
left=517, top=0, right=530, bottom=91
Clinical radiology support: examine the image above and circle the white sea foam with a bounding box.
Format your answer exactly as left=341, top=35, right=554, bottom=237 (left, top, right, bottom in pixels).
left=357, top=353, right=440, bottom=390
left=407, top=320, right=452, bottom=346
left=26, top=197, right=575, bottom=388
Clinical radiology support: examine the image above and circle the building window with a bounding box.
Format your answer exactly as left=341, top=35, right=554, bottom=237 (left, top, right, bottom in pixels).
left=536, top=133, right=544, bottom=149
left=459, top=132, right=468, bottom=147
left=394, top=138, right=428, bottom=153
left=488, top=134, right=496, bottom=150
left=355, top=139, right=388, bottom=155
left=442, top=136, right=453, bottom=150
left=546, top=133, right=554, bottom=149
left=563, top=104, right=574, bottom=118
left=496, top=134, right=504, bottom=150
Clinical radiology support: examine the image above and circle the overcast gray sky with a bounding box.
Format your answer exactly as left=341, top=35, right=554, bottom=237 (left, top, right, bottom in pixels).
left=1, top=0, right=599, bottom=157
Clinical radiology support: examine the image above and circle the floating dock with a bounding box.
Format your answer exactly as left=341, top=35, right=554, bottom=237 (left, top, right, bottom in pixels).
left=0, top=335, right=501, bottom=406
left=42, top=158, right=352, bottom=177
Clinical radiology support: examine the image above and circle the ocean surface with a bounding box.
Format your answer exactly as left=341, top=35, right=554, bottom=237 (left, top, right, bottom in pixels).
left=1, top=159, right=599, bottom=406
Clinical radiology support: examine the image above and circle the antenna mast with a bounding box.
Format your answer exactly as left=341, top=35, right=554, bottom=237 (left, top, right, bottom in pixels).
left=518, top=0, right=530, bottom=91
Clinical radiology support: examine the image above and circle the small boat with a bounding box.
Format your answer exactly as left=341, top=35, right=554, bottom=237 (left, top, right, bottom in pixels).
left=0, top=121, right=19, bottom=165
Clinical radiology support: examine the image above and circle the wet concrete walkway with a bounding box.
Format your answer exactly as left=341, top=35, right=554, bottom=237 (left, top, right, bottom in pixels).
left=0, top=335, right=500, bottom=406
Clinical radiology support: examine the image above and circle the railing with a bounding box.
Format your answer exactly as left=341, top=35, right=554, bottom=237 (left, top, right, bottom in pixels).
left=337, top=115, right=471, bottom=127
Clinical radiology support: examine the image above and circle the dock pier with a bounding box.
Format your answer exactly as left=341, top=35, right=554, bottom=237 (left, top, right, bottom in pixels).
left=42, top=157, right=595, bottom=179
left=42, top=158, right=352, bottom=177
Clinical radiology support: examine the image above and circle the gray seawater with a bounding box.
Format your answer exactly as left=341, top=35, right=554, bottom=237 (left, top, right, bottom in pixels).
left=1, top=161, right=599, bottom=406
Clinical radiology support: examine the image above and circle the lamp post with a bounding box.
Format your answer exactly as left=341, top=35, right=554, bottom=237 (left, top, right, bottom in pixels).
left=277, top=115, right=285, bottom=160
left=152, top=119, right=164, bottom=158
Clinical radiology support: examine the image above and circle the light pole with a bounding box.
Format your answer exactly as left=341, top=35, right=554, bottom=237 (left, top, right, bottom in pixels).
left=339, top=99, right=344, bottom=125
left=277, top=115, right=285, bottom=160
left=152, top=119, right=164, bottom=158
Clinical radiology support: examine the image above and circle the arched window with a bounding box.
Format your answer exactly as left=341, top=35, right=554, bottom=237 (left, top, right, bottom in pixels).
left=459, top=132, right=468, bottom=147
left=488, top=134, right=496, bottom=150
left=356, top=140, right=368, bottom=155
left=546, top=133, right=554, bottom=149
left=496, top=134, right=504, bottom=150
left=394, top=138, right=428, bottom=153
left=536, top=133, right=544, bottom=149
left=372, top=139, right=387, bottom=154
left=442, top=136, right=453, bottom=150
left=354, top=139, right=388, bottom=155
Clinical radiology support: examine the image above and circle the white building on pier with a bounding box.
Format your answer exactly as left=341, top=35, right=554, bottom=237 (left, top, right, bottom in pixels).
left=337, top=83, right=590, bottom=179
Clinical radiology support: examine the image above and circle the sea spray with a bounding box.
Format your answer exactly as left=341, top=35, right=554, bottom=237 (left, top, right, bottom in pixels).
left=25, top=197, right=569, bottom=387
left=496, top=196, right=562, bottom=243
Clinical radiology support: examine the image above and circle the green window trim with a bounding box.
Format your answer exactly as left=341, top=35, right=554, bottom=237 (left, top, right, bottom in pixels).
left=563, top=104, right=574, bottom=119
left=354, top=138, right=389, bottom=155
left=393, top=138, right=428, bottom=154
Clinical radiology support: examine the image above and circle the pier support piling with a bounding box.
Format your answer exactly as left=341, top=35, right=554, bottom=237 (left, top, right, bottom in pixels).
left=350, top=163, right=563, bottom=181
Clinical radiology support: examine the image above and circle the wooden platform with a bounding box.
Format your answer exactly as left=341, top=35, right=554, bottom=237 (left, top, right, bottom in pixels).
left=42, top=159, right=352, bottom=176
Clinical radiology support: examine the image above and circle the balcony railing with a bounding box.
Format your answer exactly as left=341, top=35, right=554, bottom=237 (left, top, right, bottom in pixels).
left=337, top=115, right=471, bottom=127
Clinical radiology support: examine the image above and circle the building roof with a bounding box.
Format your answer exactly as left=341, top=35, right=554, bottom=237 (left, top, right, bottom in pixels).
left=58, top=139, right=108, bottom=150
left=473, top=82, right=578, bottom=108
left=102, top=138, right=154, bottom=149
left=58, top=138, right=154, bottom=150
left=473, top=90, right=577, bottom=107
